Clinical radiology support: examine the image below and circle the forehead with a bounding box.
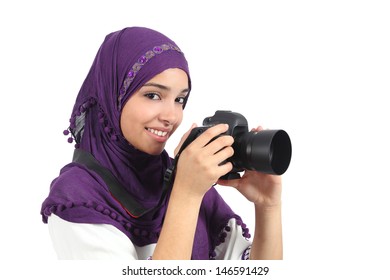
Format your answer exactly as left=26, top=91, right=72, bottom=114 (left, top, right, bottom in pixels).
left=140, top=68, right=189, bottom=92
left=146, top=68, right=188, bottom=82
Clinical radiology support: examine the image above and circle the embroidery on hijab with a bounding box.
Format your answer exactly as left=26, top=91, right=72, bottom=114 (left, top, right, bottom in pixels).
left=118, top=43, right=183, bottom=110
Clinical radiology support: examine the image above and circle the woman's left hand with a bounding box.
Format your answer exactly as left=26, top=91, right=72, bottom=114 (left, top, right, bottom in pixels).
left=217, top=126, right=282, bottom=208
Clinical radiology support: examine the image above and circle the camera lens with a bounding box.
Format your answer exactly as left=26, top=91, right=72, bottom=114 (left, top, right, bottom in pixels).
left=235, top=130, right=292, bottom=175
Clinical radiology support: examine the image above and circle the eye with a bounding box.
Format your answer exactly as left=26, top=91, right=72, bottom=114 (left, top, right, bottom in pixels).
left=175, top=96, right=186, bottom=105
left=144, top=93, right=161, bottom=100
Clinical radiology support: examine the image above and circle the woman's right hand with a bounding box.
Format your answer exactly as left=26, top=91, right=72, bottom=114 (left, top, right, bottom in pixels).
left=155, top=124, right=233, bottom=260
left=173, top=123, right=234, bottom=198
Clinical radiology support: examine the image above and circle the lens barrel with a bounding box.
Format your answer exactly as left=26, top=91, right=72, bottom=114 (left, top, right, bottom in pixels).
left=235, top=130, right=292, bottom=175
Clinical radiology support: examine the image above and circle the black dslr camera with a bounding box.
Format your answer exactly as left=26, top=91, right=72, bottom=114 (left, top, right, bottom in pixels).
left=164, top=110, right=292, bottom=186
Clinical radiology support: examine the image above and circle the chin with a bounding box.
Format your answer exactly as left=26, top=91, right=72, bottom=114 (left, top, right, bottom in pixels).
left=143, top=146, right=165, bottom=156
left=147, top=150, right=164, bottom=156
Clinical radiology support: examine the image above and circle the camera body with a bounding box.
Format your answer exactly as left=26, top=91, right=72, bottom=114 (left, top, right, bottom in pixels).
left=174, top=110, right=292, bottom=180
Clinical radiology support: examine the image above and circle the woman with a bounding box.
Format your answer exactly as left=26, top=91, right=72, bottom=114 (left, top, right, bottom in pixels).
left=41, top=27, right=283, bottom=260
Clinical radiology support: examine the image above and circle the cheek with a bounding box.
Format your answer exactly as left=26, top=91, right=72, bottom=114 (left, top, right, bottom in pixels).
left=120, top=114, right=134, bottom=142
left=121, top=105, right=154, bottom=134
left=120, top=107, right=140, bottom=139
left=171, top=110, right=184, bottom=134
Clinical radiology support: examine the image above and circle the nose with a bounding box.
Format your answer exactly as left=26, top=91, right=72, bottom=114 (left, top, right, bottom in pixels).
left=159, top=102, right=178, bottom=126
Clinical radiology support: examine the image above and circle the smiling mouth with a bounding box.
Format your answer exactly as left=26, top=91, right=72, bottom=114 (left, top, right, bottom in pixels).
left=146, top=128, right=168, bottom=137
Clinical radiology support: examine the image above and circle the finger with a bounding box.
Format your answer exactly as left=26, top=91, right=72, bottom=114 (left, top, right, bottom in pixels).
left=212, top=145, right=234, bottom=166
left=251, top=125, right=263, bottom=133
left=174, top=123, right=197, bottom=156
left=192, top=124, right=229, bottom=148
left=205, top=135, right=234, bottom=155
left=216, top=161, right=234, bottom=181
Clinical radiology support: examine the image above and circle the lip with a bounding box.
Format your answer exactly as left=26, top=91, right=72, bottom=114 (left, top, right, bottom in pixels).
left=145, top=127, right=171, bottom=143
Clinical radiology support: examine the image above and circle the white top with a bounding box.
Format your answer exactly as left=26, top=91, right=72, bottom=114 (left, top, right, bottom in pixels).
left=48, top=214, right=251, bottom=260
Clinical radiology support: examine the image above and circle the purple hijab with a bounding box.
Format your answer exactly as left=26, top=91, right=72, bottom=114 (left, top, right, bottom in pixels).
left=41, top=27, right=248, bottom=259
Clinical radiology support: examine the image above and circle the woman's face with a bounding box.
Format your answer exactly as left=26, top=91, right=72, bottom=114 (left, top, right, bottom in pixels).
left=120, top=68, right=189, bottom=155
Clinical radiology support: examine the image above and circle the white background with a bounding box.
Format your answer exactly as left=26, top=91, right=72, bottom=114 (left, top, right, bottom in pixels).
left=1, top=0, right=389, bottom=279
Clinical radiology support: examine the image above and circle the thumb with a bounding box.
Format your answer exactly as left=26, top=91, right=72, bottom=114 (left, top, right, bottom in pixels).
left=174, top=123, right=197, bottom=157
left=216, top=178, right=240, bottom=189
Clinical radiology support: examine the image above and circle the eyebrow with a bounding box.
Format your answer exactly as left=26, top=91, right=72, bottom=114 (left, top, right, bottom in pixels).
left=143, top=82, right=189, bottom=94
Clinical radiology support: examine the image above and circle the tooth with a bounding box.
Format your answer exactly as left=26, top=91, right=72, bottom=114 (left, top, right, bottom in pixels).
left=147, top=128, right=168, bottom=137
